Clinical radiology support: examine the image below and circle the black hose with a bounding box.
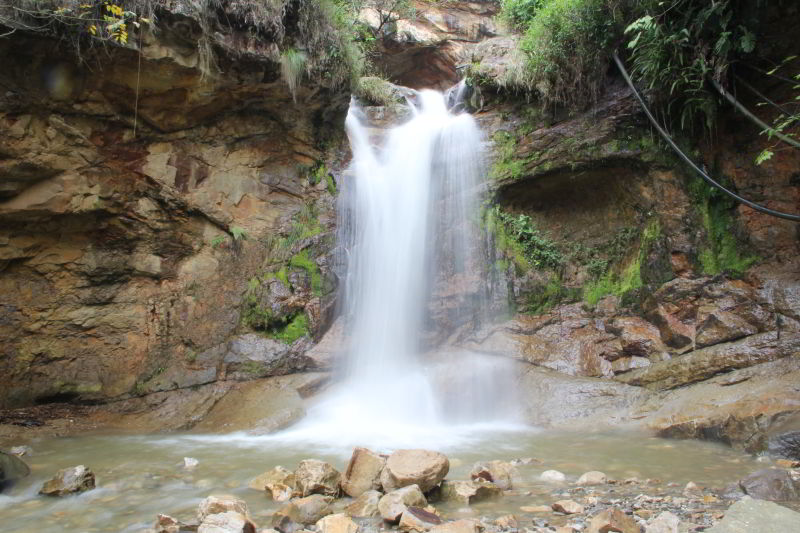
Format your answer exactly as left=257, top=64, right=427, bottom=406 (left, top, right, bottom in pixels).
left=612, top=52, right=800, bottom=222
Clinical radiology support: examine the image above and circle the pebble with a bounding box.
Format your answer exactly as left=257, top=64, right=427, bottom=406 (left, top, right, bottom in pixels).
left=552, top=500, right=584, bottom=514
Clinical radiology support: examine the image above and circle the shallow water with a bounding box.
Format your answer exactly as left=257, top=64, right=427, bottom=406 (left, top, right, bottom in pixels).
left=0, top=428, right=762, bottom=532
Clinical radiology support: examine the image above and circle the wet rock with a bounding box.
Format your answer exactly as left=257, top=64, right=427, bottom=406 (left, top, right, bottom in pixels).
left=249, top=466, right=296, bottom=493
left=470, top=460, right=516, bottom=489
left=224, top=334, right=302, bottom=380
left=380, top=449, right=449, bottom=493
left=154, top=514, right=185, bottom=533
left=9, top=445, right=32, bottom=457
left=428, top=519, right=480, bottom=533
left=269, top=483, right=294, bottom=502
left=295, top=459, right=341, bottom=497
left=587, top=507, right=640, bottom=533
left=552, top=500, right=584, bottom=515
left=644, top=511, right=679, bottom=533
left=378, top=485, right=427, bottom=522
left=440, top=480, right=503, bottom=504
left=695, top=309, right=758, bottom=348
left=341, top=447, right=386, bottom=498
left=316, top=513, right=359, bottom=533
left=540, top=470, right=566, bottom=483
left=767, top=414, right=800, bottom=460
left=274, top=494, right=333, bottom=526
left=198, top=495, right=249, bottom=522
left=705, top=496, right=800, bottom=532
left=494, top=515, right=518, bottom=529
left=399, top=506, right=442, bottom=532
left=577, top=471, right=608, bottom=486
left=198, top=511, right=256, bottom=533
left=737, top=468, right=800, bottom=501
left=39, top=465, right=95, bottom=496
left=0, top=450, right=30, bottom=484
left=345, top=489, right=382, bottom=518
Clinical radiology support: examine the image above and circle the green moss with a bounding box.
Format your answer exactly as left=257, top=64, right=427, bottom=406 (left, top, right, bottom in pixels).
left=270, top=313, right=310, bottom=344
left=525, top=276, right=582, bottom=315
left=238, top=360, right=265, bottom=376
left=275, top=267, right=290, bottom=287
left=241, top=277, right=273, bottom=330
left=490, top=131, right=526, bottom=181
left=583, top=218, right=660, bottom=306
left=290, top=250, right=323, bottom=296
left=688, top=177, right=759, bottom=277
left=355, top=76, right=396, bottom=106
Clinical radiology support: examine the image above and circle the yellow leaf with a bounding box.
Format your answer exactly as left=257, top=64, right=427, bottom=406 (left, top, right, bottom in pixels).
left=140, top=17, right=151, bottom=24
left=89, top=24, right=96, bottom=35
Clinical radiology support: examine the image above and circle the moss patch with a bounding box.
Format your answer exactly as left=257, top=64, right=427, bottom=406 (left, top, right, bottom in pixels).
left=289, top=250, right=323, bottom=296
left=490, top=131, right=527, bottom=181
left=525, top=276, right=582, bottom=315
left=270, top=313, right=310, bottom=344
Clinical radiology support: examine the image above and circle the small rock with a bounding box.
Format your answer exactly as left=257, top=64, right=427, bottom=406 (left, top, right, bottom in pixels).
left=645, top=511, right=679, bottom=533
left=470, top=460, right=516, bottom=490
left=249, top=466, right=295, bottom=492
left=428, top=520, right=480, bottom=533
left=634, top=509, right=652, bottom=520
left=154, top=514, right=182, bottom=533
left=295, top=460, right=341, bottom=497
left=345, top=489, right=382, bottom=518
left=275, top=494, right=332, bottom=525
left=198, top=511, right=256, bottom=533
left=540, top=470, right=566, bottom=483
left=683, top=481, right=701, bottom=496
left=381, top=450, right=450, bottom=493
left=587, top=507, right=640, bottom=533
left=184, top=457, right=199, bottom=470
left=268, top=483, right=294, bottom=502
left=39, top=465, right=95, bottom=496
left=399, top=506, right=442, bottom=532
left=494, top=515, right=518, bottom=529
left=10, top=446, right=32, bottom=457
left=378, top=485, right=427, bottom=523
left=552, top=500, right=584, bottom=515
left=577, top=471, right=608, bottom=486
left=198, top=495, right=249, bottom=522
left=316, top=513, right=360, bottom=533
left=341, top=447, right=386, bottom=498
left=511, top=457, right=540, bottom=466
left=440, top=480, right=503, bottom=504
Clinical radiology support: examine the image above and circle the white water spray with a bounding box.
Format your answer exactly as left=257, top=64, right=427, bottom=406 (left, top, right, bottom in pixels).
left=276, top=88, right=521, bottom=449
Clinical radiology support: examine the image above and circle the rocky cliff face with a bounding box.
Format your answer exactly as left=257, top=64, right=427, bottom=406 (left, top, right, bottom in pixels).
left=0, top=3, right=348, bottom=408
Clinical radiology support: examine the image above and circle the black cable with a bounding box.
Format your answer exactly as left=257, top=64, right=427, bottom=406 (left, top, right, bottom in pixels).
left=612, top=52, right=800, bottom=222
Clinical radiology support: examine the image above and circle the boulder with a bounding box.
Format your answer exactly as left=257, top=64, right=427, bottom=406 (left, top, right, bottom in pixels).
left=439, top=480, right=503, bottom=504
left=39, top=465, right=95, bottom=496
left=540, top=470, right=566, bottom=483
left=198, top=511, right=256, bottom=533
left=341, top=447, right=386, bottom=497
left=248, top=466, right=295, bottom=492
left=552, top=500, right=584, bottom=515
left=378, top=485, right=427, bottom=522
left=706, top=496, right=800, bottom=532
left=587, top=508, right=641, bottom=533
left=737, top=468, right=800, bottom=501
left=645, top=511, right=679, bottom=533
left=274, top=494, right=332, bottom=526
left=295, top=459, right=341, bottom=497
left=399, top=507, right=443, bottom=532
left=198, top=495, right=249, bottom=522
left=344, top=489, right=382, bottom=518
left=469, top=460, right=516, bottom=490
left=381, top=449, right=449, bottom=493
left=0, top=450, right=30, bottom=485
left=154, top=514, right=182, bottom=533
left=576, top=471, right=608, bottom=486
left=695, top=309, right=758, bottom=348
left=428, top=520, right=480, bottom=533
left=316, top=513, right=359, bottom=533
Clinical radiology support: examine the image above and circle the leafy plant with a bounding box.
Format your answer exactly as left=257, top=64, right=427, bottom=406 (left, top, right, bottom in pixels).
left=488, top=206, right=563, bottom=272
left=754, top=55, right=800, bottom=165
left=210, top=235, right=226, bottom=249
left=498, top=0, right=544, bottom=31
left=231, top=226, right=248, bottom=241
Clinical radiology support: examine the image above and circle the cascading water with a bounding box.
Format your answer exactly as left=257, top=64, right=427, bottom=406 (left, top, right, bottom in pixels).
left=274, top=87, right=521, bottom=449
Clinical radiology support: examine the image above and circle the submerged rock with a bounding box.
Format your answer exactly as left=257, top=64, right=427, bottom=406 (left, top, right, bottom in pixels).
left=295, top=459, right=341, bottom=497
left=198, top=511, right=256, bottom=533
left=577, top=471, right=608, bottom=486
left=381, top=449, right=449, bottom=493
left=378, top=485, right=427, bottom=522
left=345, top=489, right=382, bottom=518
left=540, top=470, right=566, bottom=483
left=469, top=460, right=516, bottom=490
left=39, top=465, right=95, bottom=496
left=341, top=447, right=386, bottom=497
left=705, top=496, right=800, bottom=532
left=440, top=480, right=503, bottom=504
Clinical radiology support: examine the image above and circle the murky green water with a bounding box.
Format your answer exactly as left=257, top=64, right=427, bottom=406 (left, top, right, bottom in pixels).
left=0, top=428, right=764, bottom=532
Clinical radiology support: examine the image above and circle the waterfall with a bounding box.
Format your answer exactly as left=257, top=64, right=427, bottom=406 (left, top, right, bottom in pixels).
left=278, top=88, right=520, bottom=449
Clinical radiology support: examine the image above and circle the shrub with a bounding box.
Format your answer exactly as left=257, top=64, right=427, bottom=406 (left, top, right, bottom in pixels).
left=498, top=0, right=545, bottom=31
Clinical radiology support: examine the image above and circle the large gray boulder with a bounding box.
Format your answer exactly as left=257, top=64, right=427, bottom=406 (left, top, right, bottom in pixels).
left=706, top=496, right=800, bottom=532
left=737, top=468, right=800, bottom=501
left=39, top=465, right=95, bottom=496
left=380, top=450, right=449, bottom=493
